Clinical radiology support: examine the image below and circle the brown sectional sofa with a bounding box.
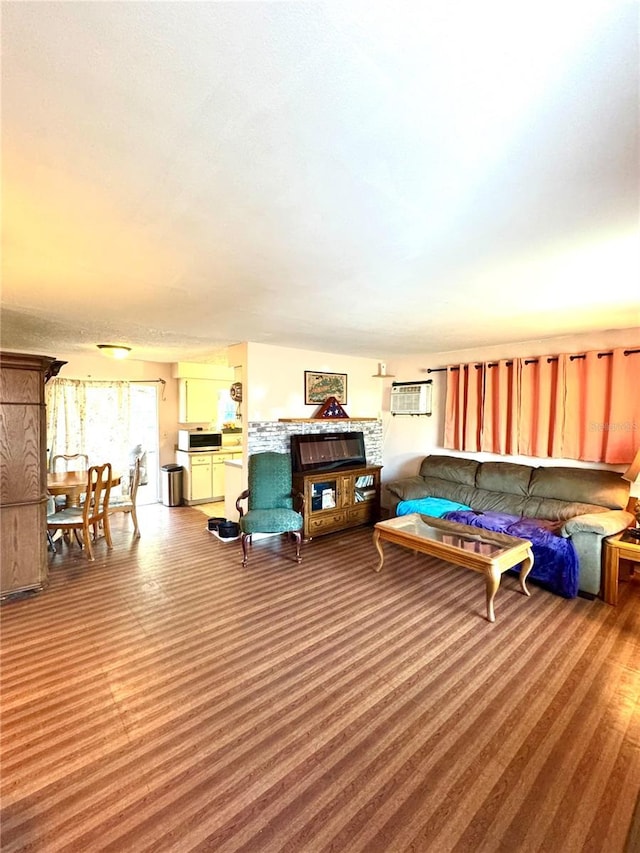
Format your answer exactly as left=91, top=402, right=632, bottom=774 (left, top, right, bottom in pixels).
left=385, top=454, right=634, bottom=597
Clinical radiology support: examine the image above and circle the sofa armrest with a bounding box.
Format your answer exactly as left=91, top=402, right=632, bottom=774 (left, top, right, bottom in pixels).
left=385, top=476, right=428, bottom=501
left=562, top=509, right=635, bottom=538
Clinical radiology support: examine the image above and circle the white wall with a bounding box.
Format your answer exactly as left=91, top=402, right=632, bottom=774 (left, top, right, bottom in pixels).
left=379, top=327, right=640, bottom=491
left=238, top=342, right=384, bottom=422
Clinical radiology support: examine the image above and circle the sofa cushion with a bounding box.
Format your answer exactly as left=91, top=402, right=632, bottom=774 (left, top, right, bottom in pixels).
left=387, top=475, right=438, bottom=502
left=475, top=461, right=533, bottom=496
left=528, top=466, right=628, bottom=510
left=418, top=455, right=479, bottom=486
left=563, top=511, right=634, bottom=536
left=466, top=490, right=528, bottom=516
left=418, top=477, right=478, bottom=507
left=521, top=496, right=608, bottom=522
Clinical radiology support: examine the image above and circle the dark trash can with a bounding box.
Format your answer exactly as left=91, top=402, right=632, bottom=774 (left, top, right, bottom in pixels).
left=161, top=464, right=183, bottom=507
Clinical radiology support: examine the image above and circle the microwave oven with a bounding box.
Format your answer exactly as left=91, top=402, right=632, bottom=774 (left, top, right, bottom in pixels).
left=178, top=429, right=222, bottom=452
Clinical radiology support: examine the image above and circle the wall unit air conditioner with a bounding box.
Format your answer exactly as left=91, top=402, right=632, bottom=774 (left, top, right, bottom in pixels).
left=390, top=380, right=432, bottom=415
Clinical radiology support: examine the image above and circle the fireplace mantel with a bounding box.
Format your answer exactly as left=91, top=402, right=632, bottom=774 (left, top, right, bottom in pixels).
left=278, top=417, right=378, bottom=422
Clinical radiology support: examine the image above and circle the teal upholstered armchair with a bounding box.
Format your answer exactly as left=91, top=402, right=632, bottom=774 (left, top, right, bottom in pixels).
left=235, top=452, right=305, bottom=567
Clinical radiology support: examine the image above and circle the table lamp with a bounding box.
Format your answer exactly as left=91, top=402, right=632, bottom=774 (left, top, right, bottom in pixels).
left=622, top=447, right=640, bottom=533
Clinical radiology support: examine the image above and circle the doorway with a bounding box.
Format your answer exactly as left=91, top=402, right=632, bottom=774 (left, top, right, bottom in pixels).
left=129, top=384, right=160, bottom=505
left=46, top=378, right=162, bottom=504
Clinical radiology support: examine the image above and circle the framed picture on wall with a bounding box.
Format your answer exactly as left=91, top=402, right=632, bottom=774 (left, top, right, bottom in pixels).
left=304, top=371, right=348, bottom=405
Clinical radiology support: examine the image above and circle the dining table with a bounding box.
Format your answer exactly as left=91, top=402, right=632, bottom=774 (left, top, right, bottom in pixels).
left=47, top=470, right=122, bottom=509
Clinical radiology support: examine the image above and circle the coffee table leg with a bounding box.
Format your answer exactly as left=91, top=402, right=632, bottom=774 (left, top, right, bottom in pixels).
left=520, top=549, right=533, bottom=597
left=485, top=565, right=501, bottom=622
left=373, top=529, right=385, bottom=572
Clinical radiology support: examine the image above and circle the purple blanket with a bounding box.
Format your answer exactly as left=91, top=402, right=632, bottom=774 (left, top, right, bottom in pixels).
left=442, top=510, right=579, bottom=598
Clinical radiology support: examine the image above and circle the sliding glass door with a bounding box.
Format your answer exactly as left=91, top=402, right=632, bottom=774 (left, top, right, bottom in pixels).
left=129, top=384, right=159, bottom=504
left=47, top=379, right=160, bottom=504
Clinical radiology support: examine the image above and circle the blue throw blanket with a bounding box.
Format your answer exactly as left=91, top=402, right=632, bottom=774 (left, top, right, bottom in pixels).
left=442, top=510, right=579, bottom=598
left=396, top=497, right=472, bottom=517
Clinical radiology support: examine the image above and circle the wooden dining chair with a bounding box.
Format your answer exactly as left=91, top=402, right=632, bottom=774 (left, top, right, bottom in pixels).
left=107, top=456, right=142, bottom=538
left=46, top=463, right=113, bottom=561
left=51, top=453, right=89, bottom=508
left=51, top=453, right=89, bottom=472
left=46, top=494, right=59, bottom=551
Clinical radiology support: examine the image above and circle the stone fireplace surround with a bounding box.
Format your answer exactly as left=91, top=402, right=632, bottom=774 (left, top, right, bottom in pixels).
left=247, top=420, right=383, bottom=466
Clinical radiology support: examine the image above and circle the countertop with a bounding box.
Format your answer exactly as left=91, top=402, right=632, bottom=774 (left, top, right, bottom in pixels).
left=177, top=448, right=242, bottom=457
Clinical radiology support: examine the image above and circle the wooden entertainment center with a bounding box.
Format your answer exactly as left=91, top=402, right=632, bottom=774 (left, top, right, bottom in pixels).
left=275, top=417, right=383, bottom=539
left=293, top=464, right=382, bottom=539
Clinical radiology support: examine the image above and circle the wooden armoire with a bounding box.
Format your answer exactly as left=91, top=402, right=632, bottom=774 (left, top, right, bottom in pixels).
left=1, top=351, right=55, bottom=599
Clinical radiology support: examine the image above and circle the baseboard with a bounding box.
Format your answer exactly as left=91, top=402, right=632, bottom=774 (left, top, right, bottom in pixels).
left=578, top=590, right=596, bottom=600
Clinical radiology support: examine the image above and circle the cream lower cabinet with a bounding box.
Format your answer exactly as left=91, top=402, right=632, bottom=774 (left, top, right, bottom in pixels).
left=177, top=451, right=241, bottom=505
left=211, top=456, right=225, bottom=499
left=190, top=454, right=213, bottom=502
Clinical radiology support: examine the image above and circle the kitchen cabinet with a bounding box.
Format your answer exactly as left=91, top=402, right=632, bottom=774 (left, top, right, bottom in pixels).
left=211, top=456, right=225, bottom=498
left=1, top=351, right=55, bottom=598
left=190, top=454, right=213, bottom=502
left=178, top=379, right=217, bottom=424
left=176, top=450, right=242, bottom=505
left=293, top=464, right=382, bottom=540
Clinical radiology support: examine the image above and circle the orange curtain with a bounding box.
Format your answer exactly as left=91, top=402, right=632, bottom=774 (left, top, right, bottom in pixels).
left=443, top=366, right=462, bottom=450
left=562, top=348, right=639, bottom=463
left=518, top=355, right=564, bottom=457
left=444, top=365, right=482, bottom=451
left=605, top=348, right=640, bottom=462
left=464, top=365, right=483, bottom=452
left=481, top=360, right=519, bottom=455
left=443, top=348, right=639, bottom=462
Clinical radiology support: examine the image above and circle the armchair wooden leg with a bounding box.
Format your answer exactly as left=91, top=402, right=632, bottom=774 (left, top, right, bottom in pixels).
left=241, top=532, right=250, bottom=567
left=293, top=531, right=302, bottom=563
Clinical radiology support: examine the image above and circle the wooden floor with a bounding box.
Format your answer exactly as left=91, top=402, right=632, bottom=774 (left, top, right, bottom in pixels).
left=1, top=504, right=639, bottom=852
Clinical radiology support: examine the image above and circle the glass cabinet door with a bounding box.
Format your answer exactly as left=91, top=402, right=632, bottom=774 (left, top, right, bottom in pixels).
left=309, top=479, right=338, bottom=512
left=353, top=472, right=377, bottom=504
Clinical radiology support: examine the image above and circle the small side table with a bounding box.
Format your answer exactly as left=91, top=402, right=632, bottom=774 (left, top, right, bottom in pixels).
left=602, top=531, right=640, bottom=605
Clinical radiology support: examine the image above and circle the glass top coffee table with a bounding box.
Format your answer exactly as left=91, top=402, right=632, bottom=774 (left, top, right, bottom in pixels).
left=373, top=513, right=534, bottom=622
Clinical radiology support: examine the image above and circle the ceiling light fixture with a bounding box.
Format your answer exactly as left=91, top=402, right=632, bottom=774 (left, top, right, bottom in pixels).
left=97, top=344, right=131, bottom=360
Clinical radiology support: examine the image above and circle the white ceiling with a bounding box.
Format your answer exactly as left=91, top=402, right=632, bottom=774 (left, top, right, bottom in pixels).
left=1, top=1, right=639, bottom=364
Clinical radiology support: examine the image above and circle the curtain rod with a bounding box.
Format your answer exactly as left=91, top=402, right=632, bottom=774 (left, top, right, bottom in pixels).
left=427, top=348, right=640, bottom=372
left=130, top=378, right=166, bottom=400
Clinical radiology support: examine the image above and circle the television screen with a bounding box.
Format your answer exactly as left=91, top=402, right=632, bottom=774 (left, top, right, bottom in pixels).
left=291, top=431, right=366, bottom=473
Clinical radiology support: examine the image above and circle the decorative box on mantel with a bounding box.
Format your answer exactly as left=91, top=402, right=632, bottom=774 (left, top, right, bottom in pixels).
left=278, top=418, right=378, bottom=423
left=247, top=419, right=383, bottom=466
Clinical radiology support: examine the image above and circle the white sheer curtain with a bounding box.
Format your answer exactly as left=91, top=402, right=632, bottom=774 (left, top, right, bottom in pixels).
left=46, top=378, right=132, bottom=490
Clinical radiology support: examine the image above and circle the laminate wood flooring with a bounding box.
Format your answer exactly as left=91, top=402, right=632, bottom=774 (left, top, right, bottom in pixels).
left=1, top=504, right=639, bottom=852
